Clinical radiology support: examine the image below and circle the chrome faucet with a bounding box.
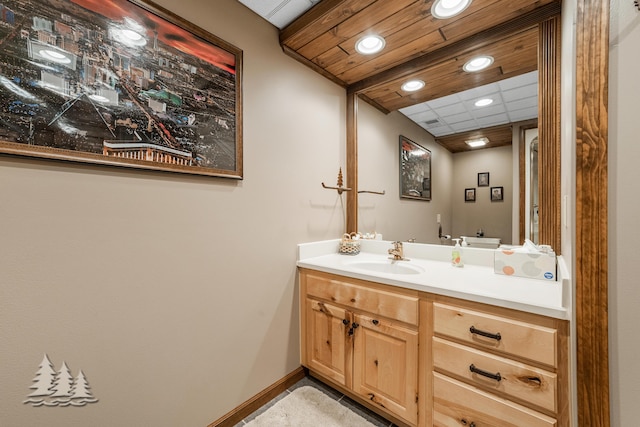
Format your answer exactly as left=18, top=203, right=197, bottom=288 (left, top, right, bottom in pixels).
left=388, top=241, right=408, bottom=261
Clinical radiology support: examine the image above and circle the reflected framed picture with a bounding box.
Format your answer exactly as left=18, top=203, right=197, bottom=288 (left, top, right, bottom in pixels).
left=491, top=186, right=504, bottom=201
left=0, top=0, right=243, bottom=178
left=478, top=172, right=490, bottom=187
left=400, top=135, right=431, bottom=201
left=465, top=188, right=476, bottom=202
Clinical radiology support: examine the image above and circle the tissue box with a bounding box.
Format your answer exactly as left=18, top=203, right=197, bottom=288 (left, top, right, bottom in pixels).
left=494, top=249, right=557, bottom=281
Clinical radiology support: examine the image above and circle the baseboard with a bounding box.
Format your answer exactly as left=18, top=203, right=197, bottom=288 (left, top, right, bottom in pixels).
left=207, top=366, right=307, bottom=427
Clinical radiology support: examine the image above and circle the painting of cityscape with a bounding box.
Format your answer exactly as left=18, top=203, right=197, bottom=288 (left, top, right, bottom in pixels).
left=0, top=0, right=242, bottom=178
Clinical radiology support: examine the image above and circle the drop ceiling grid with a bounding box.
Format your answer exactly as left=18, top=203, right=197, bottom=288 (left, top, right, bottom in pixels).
left=238, top=0, right=319, bottom=29
left=401, top=71, right=539, bottom=137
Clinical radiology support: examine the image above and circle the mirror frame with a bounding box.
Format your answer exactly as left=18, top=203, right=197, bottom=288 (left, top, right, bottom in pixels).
left=345, top=3, right=611, bottom=425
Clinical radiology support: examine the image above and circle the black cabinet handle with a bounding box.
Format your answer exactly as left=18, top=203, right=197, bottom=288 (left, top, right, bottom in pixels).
left=461, top=420, right=476, bottom=427
left=343, top=319, right=349, bottom=326
left=372, top=319, right=379, bottom=325
left=469, top=325, right=501, bottom=341
left=470, top=364, right=502, bottom=382
left=348, top=322, right=359, bottom=336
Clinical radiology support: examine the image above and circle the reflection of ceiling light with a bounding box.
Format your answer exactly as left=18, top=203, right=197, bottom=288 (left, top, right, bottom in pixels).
left=475, top=98, right=493, bottom=107
left=110, top=27, right=147, bottom=47
left=432, top=0, right=472, bottom=19
left=39, top=49, right=71, bottom=64
left=89, top=94, right=110, bottom=103
left=401, top=79, right=425, bottom=92
left=122, top=29, right=143, bottom=41
left=123, top=17, right=145, bottom=32
left=465, top=137, right=489, bottom=148
left=355, top=35, right=385, bottom=55
left=463, top=55, right=494, bottom=72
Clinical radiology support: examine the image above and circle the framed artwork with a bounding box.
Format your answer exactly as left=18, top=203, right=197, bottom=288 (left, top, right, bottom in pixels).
left=478, top=172, right=490, bottom=187
left=399, top=135, right=431, bottom=201
left=0, top=0, right=243, bottom=178
left=464, top=188, right=476, bottom=202
left=491, top=186, right=504, bottom=201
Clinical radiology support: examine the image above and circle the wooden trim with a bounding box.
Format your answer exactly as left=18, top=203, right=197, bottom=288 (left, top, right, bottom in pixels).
left=279, top=45, right=348, bottom=88
left=346, top=92, right=358, bottom=234
left=519, top=127, right=527, bottom=246
left=207, top=367, right=306, bottom=427
left=347, top=2, right=561, bottom=95
left=538, top=16, right=562, bottom=254
left=575, top=0, right=610, bottom=425
left=279, top=0, right=349, bottom=45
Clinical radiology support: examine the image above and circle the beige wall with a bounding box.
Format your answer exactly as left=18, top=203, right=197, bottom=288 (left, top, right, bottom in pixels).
left=0, top=0, right=349, bottom=425
left=451, top=146, right=513, bottom=244
left=358, top=102, right=453, bottom=243
left=609, top=1, right=640, bottom=425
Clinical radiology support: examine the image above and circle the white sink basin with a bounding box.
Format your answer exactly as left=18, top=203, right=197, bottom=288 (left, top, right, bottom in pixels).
left=346, top=260, right=425, bottom=275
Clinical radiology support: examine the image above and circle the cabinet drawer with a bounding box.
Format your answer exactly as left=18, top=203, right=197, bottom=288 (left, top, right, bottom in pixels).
left=433, top=303, right=557, bottom=367
left=433, top=337, right=557, bottom=413
left=433, top=372, right=557, bottom=427
left=305, top=273, right=419, bottom=325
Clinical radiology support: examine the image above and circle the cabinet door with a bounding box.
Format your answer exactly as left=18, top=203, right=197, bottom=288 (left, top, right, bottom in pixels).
left=303, top=298, right=352, bottom=387
left=352, top=313, right=419, bottom=425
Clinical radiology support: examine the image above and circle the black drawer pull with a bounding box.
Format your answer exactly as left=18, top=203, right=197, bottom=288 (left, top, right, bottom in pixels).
left=470, top=364, right=502, bottom=382
left=372, top=319, right=379, bottom=325
left=469, top=325, right=501, bottom=341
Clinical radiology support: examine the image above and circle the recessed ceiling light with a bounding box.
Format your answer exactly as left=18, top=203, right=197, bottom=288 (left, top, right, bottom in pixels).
left=432, top=0, right=472, bottom=19
left=89, top=94, right=110, bottom=103
left=355, top=35, right=385, bottom=55
left=474, top=98, right=493, bottom=107
left=401, top=79, right=425, bottom=92
left=39, top=49, right=71, bottom=64
left=463, top=55, right=494, bottom=72
left=465, top=137, right=489, bottom=148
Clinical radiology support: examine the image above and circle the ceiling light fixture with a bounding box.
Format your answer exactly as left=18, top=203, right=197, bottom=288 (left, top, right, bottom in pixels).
left=463, top=55, right=494, bottom=72
left=465, top=137, right=489, bottom=148
left=474, top=98, right=493, bottom=107
left=39, top=49, right=71, bottom=64
left=355, top=35, right=385, bottom=55
left=431, top=0, right=472, bottom=19
left=401, top=79, right=425, bottom=92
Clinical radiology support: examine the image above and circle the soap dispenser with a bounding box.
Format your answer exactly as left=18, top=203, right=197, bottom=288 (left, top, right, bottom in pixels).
left=451, top=238, right=464, bottom=268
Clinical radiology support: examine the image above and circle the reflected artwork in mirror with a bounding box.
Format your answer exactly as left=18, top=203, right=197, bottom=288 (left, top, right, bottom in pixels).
left=399, top=135, right=431, bottom=201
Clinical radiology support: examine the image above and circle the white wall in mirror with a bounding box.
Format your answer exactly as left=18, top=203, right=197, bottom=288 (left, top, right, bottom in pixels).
left=358, top=102, right=453, bottom=244
left=451, top=146, right=513, bottom=244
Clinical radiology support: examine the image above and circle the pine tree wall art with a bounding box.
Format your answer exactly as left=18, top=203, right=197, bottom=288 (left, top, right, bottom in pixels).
left=23, top=354, right=98, bottom=407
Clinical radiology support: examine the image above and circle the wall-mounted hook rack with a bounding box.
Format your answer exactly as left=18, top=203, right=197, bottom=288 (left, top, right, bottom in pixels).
left=321, top=168, right=352, bottom=195
left=357, top=190, right=386, bottom=195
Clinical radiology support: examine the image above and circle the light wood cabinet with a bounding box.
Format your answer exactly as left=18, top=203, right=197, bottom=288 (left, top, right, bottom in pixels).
left=299, top=269, right=570, bottom=427
left=429, top=298, right=569, bottom=427
left=300, top=269, right=419, bottom=426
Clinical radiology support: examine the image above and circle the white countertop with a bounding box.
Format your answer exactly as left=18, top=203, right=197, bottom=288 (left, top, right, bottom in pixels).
left=297, top=239, right=571, bottom=320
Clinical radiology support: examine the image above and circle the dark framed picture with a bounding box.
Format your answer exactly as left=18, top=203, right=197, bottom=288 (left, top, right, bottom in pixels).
left=491, top=186, right=504, bottom=201
left=399, top=135, right=431, bottom=201
left=0, top=0, right=243, bottom=178
left=464, top=188, right=476, bottom=202
left=478, top=172, right=490, bottom=187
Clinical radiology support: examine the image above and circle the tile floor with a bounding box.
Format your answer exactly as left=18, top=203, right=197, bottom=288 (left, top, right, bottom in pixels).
left=234, top=375, right=398, bottom=426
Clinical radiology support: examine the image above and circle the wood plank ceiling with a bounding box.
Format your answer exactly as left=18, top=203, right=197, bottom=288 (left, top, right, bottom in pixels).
left=279, top=0, right=561, bottom=152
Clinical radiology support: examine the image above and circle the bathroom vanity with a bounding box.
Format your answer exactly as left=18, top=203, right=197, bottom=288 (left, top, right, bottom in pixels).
left=297, top=239, right=570, bottom=427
